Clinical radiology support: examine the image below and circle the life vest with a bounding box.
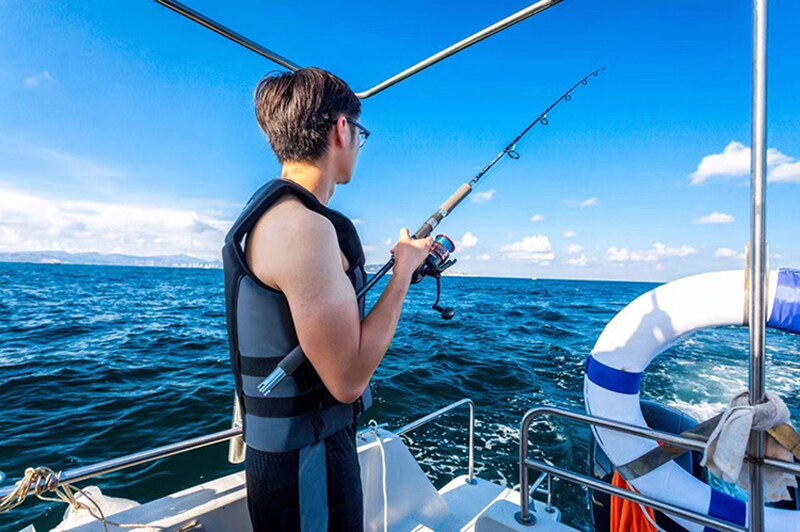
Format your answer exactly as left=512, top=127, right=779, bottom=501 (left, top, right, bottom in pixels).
left=222, top=178, right=371, bottom=453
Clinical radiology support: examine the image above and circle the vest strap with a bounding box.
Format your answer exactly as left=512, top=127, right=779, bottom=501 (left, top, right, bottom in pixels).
left=243, top=389, right=339, bottom=418
left=240, top=354, right=283, bottom=374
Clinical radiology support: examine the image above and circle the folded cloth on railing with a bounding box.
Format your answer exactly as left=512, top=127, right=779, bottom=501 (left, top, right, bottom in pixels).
left=701, top=390, right=796, bottom=502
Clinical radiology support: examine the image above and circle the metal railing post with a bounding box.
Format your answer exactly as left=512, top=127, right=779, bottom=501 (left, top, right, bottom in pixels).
left=516, top=412, right=536, bottom=525
left=467, top=399, right=476, bottom=485
left=748, top=0, right=768, bottom=530
left=228, top=393, right=246, bottom=464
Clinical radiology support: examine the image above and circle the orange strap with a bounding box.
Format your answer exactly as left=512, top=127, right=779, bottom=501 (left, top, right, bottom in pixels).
left=610, top=472, right=658, bottom=532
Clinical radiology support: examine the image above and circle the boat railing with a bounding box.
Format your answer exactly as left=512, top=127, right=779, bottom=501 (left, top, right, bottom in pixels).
left=517, top=406, right=800, bottom=531
left=394, top=397, right=476, bottom=485
left=0, top=427, right=243, bottom=500
left=0, top=398, right=476, bottom=500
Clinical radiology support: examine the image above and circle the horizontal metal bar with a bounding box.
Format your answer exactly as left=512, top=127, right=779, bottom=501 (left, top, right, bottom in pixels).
left=0, top=427, right=241, bottom=499
left=524, top=406, right=707, bottom=450
left=396, top=398, right=473, bottom=435
left=524, top=406, right=800, bottom=474
left=764, top=456, right=800, bottom=476
left=525, top=459, right=747, bottom=532
left=153, top=0, right=563, bottom=100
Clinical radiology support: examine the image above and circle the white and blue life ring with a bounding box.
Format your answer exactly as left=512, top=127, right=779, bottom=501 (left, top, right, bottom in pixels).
left=584, top=269, right=800, bottom=531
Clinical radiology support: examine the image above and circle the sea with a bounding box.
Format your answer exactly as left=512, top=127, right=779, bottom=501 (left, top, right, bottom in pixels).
left=1, top=262, right=798, bottom=531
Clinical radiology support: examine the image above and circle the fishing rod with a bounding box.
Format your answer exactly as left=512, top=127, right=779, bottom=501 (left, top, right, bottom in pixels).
left=257, top=66, right=605, bottom=397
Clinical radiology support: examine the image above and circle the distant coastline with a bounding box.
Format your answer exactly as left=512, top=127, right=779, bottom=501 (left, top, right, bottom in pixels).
left=0, top=253, right=663, bottom=284
left=0, top=250, right=222, bottom=269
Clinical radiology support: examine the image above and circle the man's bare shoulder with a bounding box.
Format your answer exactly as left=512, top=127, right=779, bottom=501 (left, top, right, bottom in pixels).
left=247, top=195, right=339, bottom=288
left=258, top=195, right=334, bottom=238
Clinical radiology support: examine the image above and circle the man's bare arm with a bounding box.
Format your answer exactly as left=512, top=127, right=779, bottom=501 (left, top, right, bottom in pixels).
left=249, top=204, right=430, bottom=403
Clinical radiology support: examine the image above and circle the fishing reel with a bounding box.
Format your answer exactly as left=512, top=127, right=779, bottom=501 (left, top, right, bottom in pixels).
left=411, top=234, right=457, bottom=320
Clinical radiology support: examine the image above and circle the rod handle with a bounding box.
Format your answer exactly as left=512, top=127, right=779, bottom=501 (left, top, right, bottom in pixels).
left=413, top=184, right=472, bottom=238
left=256, top=345, right=303, bottom=396
left=441, top=183, right=473, bottom=215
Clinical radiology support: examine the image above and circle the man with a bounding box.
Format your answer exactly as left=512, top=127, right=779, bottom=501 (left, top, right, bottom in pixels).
left=222, top=67, right=432, bottom=531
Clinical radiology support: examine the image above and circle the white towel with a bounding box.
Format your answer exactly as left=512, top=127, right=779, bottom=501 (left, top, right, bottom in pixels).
left=701, top=390, right=796, bottom=502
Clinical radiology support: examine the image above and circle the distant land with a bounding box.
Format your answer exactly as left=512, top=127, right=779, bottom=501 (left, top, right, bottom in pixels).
left=0, top=255, right=474, bottom=275
left=0, top=251, right=222, bottom=269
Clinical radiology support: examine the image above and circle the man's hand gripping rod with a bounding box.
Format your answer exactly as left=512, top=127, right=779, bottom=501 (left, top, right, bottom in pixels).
left=256, top=184, right=472, bottom=396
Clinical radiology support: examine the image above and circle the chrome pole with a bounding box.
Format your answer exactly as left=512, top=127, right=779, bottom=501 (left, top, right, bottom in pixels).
left=154, top=0, right=301, bottom=71
left=468, top=397, right=476, bottom=485
left=354, top=0, right=563, bottom=99
left=748, top=0, right=768, bottom=529
left=516, top=411, right=536, bottom=525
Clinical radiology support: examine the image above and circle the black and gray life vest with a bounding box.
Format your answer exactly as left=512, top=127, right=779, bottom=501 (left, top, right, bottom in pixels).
left=222, top=179, right=371, bottom=453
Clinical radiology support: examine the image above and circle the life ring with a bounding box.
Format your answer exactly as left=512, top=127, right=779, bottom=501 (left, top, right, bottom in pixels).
left=584, top=269, right=800, bottom=531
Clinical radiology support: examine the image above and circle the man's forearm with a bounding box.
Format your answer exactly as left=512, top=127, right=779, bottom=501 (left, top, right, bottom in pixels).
left=352, top=271, right=412, bottom=384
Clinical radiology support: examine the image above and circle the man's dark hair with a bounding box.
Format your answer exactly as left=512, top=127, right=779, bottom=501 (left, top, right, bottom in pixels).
left=255, top=68, right=361, bottom=163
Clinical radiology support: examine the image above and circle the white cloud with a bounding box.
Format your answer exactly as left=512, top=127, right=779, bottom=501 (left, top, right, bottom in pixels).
left=459, top=231, right=478, bottom=249
left=606, top=242, right=697, bottom=263
left=352, top=218, right=364, bottom=226
left=567, top=244, right=584, bottom=254
left=0, top=187, right=230, bottom=260
left=500, top=235, right=555, bottom=263
left=770, top=161, right=800, bottom=183
left=383, top=237, right=393, bottom=246
left=715, top=247, right=745, bottom=259
left=564, top=230, right=577, bottom=238
left=471, top=189, right=496, bottom=203
left=690, top=141, right=800, bottom=185
left=24, top=71, right=54, bottom=88
left=697, top=212, right=735, bottom=224
left=580, top=197, right=598, bottom=208
left=478, top=253, right=492, bottom=261
left=567, top=254, right=588, bottom=266
left=530, top=214, right=544, bottom=223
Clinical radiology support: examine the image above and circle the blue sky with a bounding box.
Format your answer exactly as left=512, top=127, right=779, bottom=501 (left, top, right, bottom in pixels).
left=1, top=0, right=799, bottom=281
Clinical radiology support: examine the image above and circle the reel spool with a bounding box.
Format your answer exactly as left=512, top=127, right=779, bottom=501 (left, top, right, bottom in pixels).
left=411, top=234, right=457, bottom=320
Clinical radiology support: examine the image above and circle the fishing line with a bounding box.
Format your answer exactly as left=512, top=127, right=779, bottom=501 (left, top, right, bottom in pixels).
left=257, top=67, right=605, bottom=397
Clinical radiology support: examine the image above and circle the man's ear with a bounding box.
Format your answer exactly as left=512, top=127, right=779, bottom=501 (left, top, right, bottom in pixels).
left=334, top=116, right=349, bottom=148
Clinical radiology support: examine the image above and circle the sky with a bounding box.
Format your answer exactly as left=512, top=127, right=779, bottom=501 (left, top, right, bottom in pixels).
left=1, top=0, right=799, bottom=281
